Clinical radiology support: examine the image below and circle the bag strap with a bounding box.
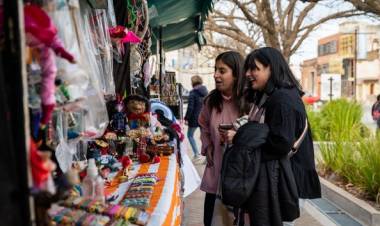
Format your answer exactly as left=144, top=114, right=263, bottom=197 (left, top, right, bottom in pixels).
left=288, top=118, right=308, bottom=158
left=248, top=94, right=269, bottom=123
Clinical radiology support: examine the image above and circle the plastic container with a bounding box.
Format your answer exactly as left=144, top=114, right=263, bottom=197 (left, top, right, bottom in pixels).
left=82, top=158, right=105, bottom=203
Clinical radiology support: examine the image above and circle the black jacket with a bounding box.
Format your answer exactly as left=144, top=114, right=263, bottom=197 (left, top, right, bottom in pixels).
left=221, top=122, right=269, bottom=207
left=185, top=85, right=208, bottom=127
left=222, top=122, right=300, bottom=225
left=261, top=87, right=321, bottom=199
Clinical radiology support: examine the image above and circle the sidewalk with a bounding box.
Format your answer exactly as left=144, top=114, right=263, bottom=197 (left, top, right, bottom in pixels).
left=181, top=127, right=324, bottom=226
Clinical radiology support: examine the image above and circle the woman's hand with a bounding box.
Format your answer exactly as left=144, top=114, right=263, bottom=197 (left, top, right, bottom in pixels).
left=225, top=130, right=236, bottom=144
left=206, top=146, right=214, bottom=167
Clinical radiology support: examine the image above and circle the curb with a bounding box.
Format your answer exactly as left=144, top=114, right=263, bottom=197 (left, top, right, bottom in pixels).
left=303, top=200, right=337, bottom=226
left=320, top=177, right=380, bottom=226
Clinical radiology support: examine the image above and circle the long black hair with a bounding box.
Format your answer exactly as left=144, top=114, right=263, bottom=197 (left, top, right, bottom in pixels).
left=244, top=47, right=303, bottom=102
left=205, top=51, right=248, bottom=115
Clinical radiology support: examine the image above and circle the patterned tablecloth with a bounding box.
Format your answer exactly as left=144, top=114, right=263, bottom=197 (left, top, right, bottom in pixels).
left=105, top=154, right=182, bottom=226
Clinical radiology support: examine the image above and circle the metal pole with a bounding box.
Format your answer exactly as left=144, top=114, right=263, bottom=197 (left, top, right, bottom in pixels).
left=329, top=77, right=333, bottom=101
left=354, top=28, right=358, bottom=100
left=2, top=0, right=33, bottom=225
left=159, top=26, right=163, bottom=98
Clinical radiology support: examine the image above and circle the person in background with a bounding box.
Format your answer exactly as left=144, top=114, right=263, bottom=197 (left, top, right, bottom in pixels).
left=198, top=51, right=248, bottom=226
left=185, top=75, right=208, bottom=162
left=371, top=94, right=380, bottom=131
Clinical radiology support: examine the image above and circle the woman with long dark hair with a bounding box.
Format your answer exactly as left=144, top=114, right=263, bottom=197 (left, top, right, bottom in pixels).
left=198, top=51, right=248, bottom=226
left=242, top=47, right=321, bottom=226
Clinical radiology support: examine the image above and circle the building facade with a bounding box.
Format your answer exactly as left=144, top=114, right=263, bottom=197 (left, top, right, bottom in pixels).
left=300, top=58, right=319, bottom=96
left=300, top=21, right=380, bottom=103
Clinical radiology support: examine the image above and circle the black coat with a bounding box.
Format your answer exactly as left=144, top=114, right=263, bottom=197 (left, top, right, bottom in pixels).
left=261, top=87, right=321, bottom=199
left=185, top=85, right=208, bottom=127
left=222, top=121, right=300, bottom=225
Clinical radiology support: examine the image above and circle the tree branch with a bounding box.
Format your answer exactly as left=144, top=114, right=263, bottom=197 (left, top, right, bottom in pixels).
left=205, top=23, right=258, bottom=49
left=230, top=0, right=270, bottom=30
left=293, top=2, right=317, bottom=32
left=291, top=10, right=363, bottom=55
left=344, top=0, right=380, bottom=16
left=206, top=43, right=236, bottom=51
left=298, top=10, right=363, bottom=32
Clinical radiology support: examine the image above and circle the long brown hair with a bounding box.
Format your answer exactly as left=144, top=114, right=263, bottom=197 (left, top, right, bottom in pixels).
left=205, top=51, right=249, bottom=116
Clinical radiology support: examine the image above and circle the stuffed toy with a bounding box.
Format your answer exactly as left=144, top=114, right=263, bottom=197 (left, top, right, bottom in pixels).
left=30, top=140, right=56, bottom=192
left=24, top=4, right=75, bottom=127
left=125, top=95, right=151, bottom=129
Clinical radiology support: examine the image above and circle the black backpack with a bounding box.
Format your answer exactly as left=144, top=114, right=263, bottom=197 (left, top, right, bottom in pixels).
left=220, top=122, right=269, bottom=207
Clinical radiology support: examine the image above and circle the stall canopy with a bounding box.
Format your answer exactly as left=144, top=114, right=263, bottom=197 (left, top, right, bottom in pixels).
left=148, top=0, right=213, bottom=53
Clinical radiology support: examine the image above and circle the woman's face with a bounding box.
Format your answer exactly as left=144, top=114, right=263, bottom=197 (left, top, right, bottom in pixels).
left=214, top=60, right=235, bottom=95
left=245, top=59, right=271, bottom=91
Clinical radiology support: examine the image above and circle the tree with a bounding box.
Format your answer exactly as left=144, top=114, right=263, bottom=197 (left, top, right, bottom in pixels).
left=344, top=0, right=380, bottom=16
left=204, top=0, right=363, bottom=61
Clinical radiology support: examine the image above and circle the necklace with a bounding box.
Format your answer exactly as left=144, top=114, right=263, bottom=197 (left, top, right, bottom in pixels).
left=221, top=93, right=232, bottom=100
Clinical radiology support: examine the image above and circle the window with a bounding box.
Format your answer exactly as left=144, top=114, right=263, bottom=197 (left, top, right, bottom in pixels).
left=370, top=83, right=375, bottom=95
left=318, top=40, right=338, bottom=56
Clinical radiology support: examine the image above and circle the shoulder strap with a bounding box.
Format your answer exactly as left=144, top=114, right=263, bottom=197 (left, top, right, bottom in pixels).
left=288, top=118, right=308, bottom=158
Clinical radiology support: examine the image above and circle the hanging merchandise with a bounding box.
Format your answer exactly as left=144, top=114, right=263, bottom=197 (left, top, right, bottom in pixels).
left=24, top=4, right=76, bottom=125
left=87, top=0, right=108, bottom=9
left=106, top=0, right=116, bottom=27
left=45, top=0, right=90, bottom=100
left=125, top=0, right=151, bottom=96
left=48, top=0, right=109, bottom=140
left=80, top=1, right=115, bottom=96
left=109, top=25, right=141, bottom=58
left=143, top=59, right=151, bottom=88
left=55, top=111, right=76, bottom=173
left=161, top=71, right=179, bottom=106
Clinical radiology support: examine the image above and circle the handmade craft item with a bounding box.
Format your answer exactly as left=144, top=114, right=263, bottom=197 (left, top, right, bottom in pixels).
left=24, top=4, right=75, bottom=126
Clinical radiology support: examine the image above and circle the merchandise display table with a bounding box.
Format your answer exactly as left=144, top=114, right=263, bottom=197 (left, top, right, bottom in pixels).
left=105, top=154, right=182, bottom=226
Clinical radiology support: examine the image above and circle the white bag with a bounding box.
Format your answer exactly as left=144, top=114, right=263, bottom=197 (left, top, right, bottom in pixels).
left=180, top=141, right=201, bottom=197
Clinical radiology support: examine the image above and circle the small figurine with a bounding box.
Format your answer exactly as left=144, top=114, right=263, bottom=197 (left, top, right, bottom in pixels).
left=110, top=96, right=127, bottom=133
left=152, top=155, right=160, bottom=164
left=86, top=141, right=101, bottom=162
left=119, top=155, right=132, bottom=182
left=125, top=95, right=151, bottom=129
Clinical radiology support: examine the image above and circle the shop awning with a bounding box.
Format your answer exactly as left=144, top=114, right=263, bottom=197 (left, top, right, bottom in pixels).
left=150, top=16, right=206, bottom=54
left=148, top=0, right=213, bottom=28
left=148, top=0, right=213, bottom=53
left=151, top=32, right=206, bottom=54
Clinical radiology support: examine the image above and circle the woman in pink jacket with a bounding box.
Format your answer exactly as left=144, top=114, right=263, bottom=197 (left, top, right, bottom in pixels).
left=198, top=51, right=249, bottom=226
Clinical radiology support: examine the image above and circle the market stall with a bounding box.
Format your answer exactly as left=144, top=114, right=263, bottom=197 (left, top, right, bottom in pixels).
left=0, top=0, right=212, bottom=225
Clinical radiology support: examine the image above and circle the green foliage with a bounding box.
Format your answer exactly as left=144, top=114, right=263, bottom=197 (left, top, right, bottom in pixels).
left=310, top=99, right=380, bottom=203
left=307, top=99, right=364, bottom=141
left=355, top=135, right=380, bottom=199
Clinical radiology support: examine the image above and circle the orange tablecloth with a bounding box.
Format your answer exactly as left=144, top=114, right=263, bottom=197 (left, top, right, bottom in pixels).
left=105, top=154, right=182, bottom=226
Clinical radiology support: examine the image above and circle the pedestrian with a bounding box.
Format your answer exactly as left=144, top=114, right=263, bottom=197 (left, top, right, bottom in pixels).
left=224, top=47, right=321, bottom=226
left=184, top=75, right=208, bottom=162
left=198, top=51, right=248, bottom=226
left=371, top=94, right=380, bottom=131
